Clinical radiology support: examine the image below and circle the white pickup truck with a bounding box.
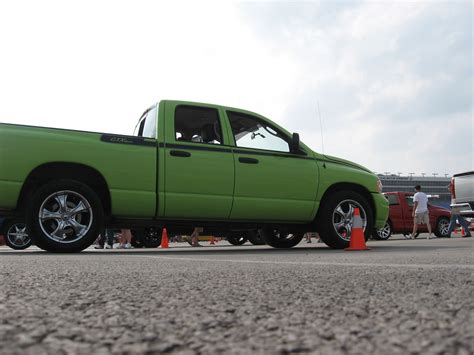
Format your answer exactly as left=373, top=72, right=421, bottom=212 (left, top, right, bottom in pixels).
left=451, top=171, right=474, bottom=217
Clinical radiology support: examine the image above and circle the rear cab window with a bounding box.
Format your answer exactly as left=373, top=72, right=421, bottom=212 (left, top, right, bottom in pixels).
left=174, top=105, right=223, bottom=145
left=386, top=194, right=400, bottom=205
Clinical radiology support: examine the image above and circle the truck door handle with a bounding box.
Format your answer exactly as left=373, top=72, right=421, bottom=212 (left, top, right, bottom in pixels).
left=238, top=157, right=259, bottom=164
left=170, top=150, right=191, bottom=157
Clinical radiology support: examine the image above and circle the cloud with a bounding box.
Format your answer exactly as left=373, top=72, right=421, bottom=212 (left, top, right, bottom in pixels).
left=237, top=1, right=473, bottom=174
left=0, top=0, right=471, bottom=175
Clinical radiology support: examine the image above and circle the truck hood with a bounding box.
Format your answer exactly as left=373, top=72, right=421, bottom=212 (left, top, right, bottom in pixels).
left=322, top=154, right=373, bottom=174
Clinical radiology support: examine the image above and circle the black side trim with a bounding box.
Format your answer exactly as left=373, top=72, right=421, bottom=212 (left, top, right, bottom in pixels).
left=322, top=157, right=370, bottom=172
left=109, top=217, right=311, bottom=231
left=101, top=134, right=157, bottom=147
left=158, top=142, right=315, bottom=160
left=161, top=142, right=232, bottom=153
left=233, top=148, right=314, bottom=160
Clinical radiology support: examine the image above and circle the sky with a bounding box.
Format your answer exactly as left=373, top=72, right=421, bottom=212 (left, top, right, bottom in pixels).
left=0, top=0, right=472, bottom=176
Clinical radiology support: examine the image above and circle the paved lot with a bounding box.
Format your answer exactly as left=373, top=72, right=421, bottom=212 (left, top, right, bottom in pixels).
left=0, top=234, right=472, bottom=354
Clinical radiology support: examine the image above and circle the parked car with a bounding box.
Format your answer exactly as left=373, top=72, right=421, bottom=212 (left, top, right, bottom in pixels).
left=373, top=192, right=451, bottom=240
left=0, top=100, right=388, bottom=252
left=0, top=217, right=32, bottom=250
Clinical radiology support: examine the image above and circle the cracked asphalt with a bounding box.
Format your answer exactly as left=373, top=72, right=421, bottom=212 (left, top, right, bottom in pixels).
left=0, top=234, right=472, bottom=354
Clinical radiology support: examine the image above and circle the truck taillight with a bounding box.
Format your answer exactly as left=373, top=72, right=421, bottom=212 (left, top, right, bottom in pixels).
left=451, top=177, right=456, bottom=199
left=376, top=179, right=383, bottom=193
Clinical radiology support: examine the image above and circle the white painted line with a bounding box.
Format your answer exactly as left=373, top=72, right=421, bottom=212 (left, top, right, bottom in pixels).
left=127, top=255, right=474, bottom=270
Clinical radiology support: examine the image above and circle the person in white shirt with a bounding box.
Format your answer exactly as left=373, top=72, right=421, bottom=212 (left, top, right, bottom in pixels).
left=411, top=185, right=433, bottom=239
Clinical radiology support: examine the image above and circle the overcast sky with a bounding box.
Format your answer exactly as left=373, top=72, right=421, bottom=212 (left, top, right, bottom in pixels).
left=0, top=0, right=472, bottom=176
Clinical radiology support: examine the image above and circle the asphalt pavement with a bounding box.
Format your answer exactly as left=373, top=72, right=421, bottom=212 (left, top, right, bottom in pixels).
left=0, top=234, right=472, bottom=355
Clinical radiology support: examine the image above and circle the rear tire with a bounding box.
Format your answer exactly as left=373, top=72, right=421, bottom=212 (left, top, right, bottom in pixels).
left=4, top=220, right=32, bottom=250
left=26, top=179, right=104, bottom=253
left=318, top=190, right=373, bottom=249
left=227, top=235, right=248, bottom=246
left=133, top=228, right=162, bottom=248
left=261, top=227, right=304, bottom=248
left=247, top=230, right=266, bottom=245
left=434, top=217, right=450, bottom=238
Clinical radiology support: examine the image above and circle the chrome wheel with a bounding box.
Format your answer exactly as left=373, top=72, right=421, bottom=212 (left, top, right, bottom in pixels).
left=38, top=190, right=93, bottom=244
left=332, top=199, right=367, bottom=242
left=438, top=219, right=450, bottom=237
left=7, top=223, right=30, bottom=248
left=376, top=222, right=391, bottom=240
left=435, top=217, right=451, bottom=238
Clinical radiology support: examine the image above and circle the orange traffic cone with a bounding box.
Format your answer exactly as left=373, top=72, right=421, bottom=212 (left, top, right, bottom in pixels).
left=210, top=236, right=215, bottom=245
left=161, top=228, right=169, bottom=248
left=345, top=208, right=370, bottom=251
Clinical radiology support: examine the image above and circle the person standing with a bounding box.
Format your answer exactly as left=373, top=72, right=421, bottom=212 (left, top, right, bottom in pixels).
left=119, top=229, right=132, bottom=249
left=447, top=181, right=472, bottom=238
left=191, top=227, right=203, bottom=247
left=411, top=185, right=433, bottom=239
left=95, top=229, right=116, bottom=249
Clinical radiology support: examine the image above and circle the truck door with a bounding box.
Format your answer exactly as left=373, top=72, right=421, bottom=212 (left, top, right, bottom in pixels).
left=162, top=103, right=235, bottom=219
left=225, top=110, right=318, bottom=222
left=385, top=193, right=404, bottom=230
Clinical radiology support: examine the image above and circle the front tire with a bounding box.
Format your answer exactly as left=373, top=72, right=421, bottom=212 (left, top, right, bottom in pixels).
left=4, top=220, right=32, bottom=250
left=373, top=220, right=392, bottom=240
left=26, top=179, right=104, bottom=253
left=318, top=191, right=373, bottom=249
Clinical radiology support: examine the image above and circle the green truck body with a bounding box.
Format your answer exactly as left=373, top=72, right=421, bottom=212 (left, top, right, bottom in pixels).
left=0, top=100, right=388, bottom=252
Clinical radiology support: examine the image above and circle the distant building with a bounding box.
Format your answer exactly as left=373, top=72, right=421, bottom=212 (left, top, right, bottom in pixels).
left=378, top=174, right=451, bottom=208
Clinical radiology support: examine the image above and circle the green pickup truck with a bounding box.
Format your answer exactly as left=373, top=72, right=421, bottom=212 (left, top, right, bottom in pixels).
left=0, top=100, right=388, bottom=252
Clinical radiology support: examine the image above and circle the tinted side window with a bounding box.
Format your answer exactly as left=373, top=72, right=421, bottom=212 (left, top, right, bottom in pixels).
left=386, top=194, right=399, bottom=205
left=227, top=111, right=289, bottom=152
left=174, top=106, right=223, bottom=145
left=405, top=196, right=414, bottom=207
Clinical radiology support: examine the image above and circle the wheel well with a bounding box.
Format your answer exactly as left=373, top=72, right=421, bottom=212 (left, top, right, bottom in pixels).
left=17, top=163, right=111, bottom=216
left=314, top=182, right=375, bottom=226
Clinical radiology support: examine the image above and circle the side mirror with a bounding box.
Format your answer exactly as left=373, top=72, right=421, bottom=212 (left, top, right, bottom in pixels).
left=289, top=133, right=300, bottom=153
